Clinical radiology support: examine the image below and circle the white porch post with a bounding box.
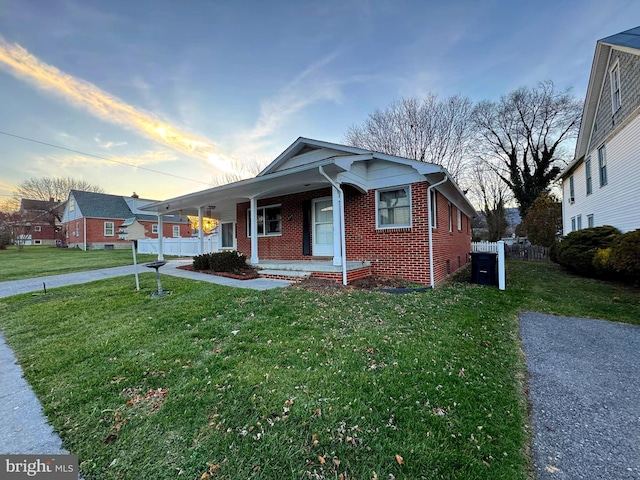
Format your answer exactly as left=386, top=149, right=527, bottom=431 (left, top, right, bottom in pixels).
left=250, top=197, right=259, bottom=264
left=197, top=206, right=204, bottom=255
left=157, top=214, right=164, bottom=261
left=331, top=185, right=342, bottom=266
left=497, top=240, right=506, bottom=290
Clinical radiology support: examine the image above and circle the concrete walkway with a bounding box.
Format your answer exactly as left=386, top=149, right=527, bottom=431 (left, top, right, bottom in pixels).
left=520, top=312, right=640, bottom=479
left=0, top=261, right=290, bottom=459
left=0, top=259, right=291, bottom=299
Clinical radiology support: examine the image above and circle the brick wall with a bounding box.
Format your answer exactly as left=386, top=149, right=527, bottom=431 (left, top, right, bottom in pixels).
left=236, top=182, right=471, bottom=285
left=64, top=218, right=191, bottom=250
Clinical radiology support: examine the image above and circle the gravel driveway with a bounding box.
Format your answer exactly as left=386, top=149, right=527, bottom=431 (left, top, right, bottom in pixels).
left=520, top=312, right=640, bottom=479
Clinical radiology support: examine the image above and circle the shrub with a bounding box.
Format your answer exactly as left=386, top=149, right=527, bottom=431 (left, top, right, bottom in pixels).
left=555, top=225, right=621, bottom=277
left=610, top=229, right=640, bottom=283
left=209, top=251, right=247, bottom=272
left=592, top=247, right=613, bottom=277
left=193, top=253, right=212, bottom=271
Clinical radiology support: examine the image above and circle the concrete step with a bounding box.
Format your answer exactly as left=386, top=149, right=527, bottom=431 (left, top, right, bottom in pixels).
left=258, top=269, right=312, bottom=279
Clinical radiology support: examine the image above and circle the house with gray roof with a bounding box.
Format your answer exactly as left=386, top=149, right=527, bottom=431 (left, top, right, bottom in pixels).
left=560, top=26, right=640, bottom=234
left=61, top=190, right=190, bottom=250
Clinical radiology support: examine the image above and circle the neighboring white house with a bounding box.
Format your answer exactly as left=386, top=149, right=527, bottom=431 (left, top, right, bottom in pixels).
left=560, top=26, right=640, bottom=235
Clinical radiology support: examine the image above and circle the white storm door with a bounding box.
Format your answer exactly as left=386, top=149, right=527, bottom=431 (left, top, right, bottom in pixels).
left=312, top=197, right=333, bottom=256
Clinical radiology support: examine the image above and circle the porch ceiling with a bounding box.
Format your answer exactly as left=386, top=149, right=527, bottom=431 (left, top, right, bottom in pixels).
left=143, top=161, right=344, bottom=217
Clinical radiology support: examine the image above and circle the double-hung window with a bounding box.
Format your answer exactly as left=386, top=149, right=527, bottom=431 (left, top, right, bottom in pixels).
left=569, top=175, right=575, bottom=203
left=104, top=222, right=114, bottom=236
left=172, top=225, right=180, bottom=237
left=447, top=202, right=453, bottom=232
left=247, top=205, right=281, bottom=236
left=377, top=186, right=411, bottom=228
left=610, top=61, right=621, bottom=112
left=457, top=208, right=462, bottom=231
left=598, top=145, right=608, bottom=187
left=587, top=214, right=594, bottom=228
left=152, top=224, right=159, bottom=235
left=429, top=190, right=438, bottom=228
left=585, top=157, right=592, bottom=195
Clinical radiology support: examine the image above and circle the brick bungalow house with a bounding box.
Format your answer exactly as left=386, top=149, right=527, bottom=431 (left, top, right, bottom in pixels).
left=61, top=190, right=190, bottom=250
left=142, top=138, right=475, bottom=286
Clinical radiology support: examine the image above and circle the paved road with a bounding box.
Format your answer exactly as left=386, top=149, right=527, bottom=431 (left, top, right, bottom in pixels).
left=520, top=312, right=640, bottom=479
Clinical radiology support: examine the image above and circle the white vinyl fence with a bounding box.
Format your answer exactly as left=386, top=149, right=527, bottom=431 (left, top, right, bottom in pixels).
left=471, top=240, right=506, bottom=290
left=137, top=236, right=218, bottom=257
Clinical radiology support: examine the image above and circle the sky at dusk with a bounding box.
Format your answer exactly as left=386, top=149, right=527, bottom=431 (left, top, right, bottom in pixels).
left=1, top=0, right=639, bottom=203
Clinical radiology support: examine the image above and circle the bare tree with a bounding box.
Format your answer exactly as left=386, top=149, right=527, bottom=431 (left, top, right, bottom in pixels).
left=469, top=164, right=512, bottom=241
left=344, top=95, right=476, bottom=180
left=210, top=159, right=264, bottom=187
left=13, top=177, right=104, bottom=204
left=473, top=81, right=582, bottom=217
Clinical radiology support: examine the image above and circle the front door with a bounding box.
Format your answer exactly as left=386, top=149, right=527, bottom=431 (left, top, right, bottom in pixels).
left=312, top=197, right=333, bottom=256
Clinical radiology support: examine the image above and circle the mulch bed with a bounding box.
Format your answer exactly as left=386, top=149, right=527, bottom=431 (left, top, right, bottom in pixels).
left=177, top=264, right=259, bottom=280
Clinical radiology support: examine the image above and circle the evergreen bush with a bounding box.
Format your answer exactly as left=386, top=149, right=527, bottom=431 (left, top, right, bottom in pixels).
left=555, top=225, right=620, bottom=277
left=208, top=251, right=247, bottom=272
left=610, top=229, right=640, bottom=283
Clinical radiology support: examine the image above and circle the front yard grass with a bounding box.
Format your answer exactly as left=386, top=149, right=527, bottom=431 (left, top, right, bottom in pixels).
left=0, top=261, right=637, bottom=479
left=0, top=246, right=162, bottom=281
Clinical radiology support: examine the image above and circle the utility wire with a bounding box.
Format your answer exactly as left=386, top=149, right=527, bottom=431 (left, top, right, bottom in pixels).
left=0, top=130, right=214, bottom=187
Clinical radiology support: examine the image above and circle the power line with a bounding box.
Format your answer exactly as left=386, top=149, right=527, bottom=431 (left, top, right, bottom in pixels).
left=0, top=130, right=214, bottom=187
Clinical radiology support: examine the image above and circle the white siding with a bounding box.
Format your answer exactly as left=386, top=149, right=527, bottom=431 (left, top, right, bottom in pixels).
left=563, top=112, right=640, bottom=234
left=273, top=148, right=347, bottom=171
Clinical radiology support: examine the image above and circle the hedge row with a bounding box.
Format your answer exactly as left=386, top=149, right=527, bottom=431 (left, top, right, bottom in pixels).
left=193, top=251, right=248, bottom=272
left=553, top=226, right=640, bottom=283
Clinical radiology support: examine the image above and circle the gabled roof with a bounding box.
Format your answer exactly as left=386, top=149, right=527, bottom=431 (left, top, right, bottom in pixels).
left=69, top=190, right=184, bottom=223
left=565, top=26, right=640, bottom=177
left=141, top=137, right=477, bottom=218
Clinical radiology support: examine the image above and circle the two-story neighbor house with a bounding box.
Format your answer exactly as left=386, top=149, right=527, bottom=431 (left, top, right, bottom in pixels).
left=561, top=26, right=640, bottom=234
left=61, top=190, right=190, bottom=250
left=16, top=198, right=64, bottom=246
left=142, top=137, right=475, bottom=287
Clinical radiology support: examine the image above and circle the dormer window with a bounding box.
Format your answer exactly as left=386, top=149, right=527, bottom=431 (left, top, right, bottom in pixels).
left=610, top=61, right=621, bottom=113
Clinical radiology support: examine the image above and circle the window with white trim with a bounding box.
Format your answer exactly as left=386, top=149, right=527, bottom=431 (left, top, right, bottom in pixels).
left=577, top=215, right=582, bottom=230
left=104, top=222, right=114, bottom=236
left=247, top=205, right=281, bottom=236
left=221, top=222, right=235, bottom=249
left=429, top=190, right=438, bottom=228
left=376, top=186, right=411, bottom=228
left=571, top=217, right=576, bottom=232
left=69, top=199, right=75, bottom=212
left=585, top=157, right=592, bottom=195
left=569, top=175, right=575, bottom=203
left=152, top=224, right=158, bottom=234
left=610, top=61, right=621, bottom=112
left=587, top=214, right=594, bottom=228
left=447, top=202, right=453, bottom=233
left=457, top=208, right=462, bottom=231
left=34, top=225, right=41, bottom=232
left=172, top=225, right=180, bottom=237
left=598, top=145, right=607, bottom=187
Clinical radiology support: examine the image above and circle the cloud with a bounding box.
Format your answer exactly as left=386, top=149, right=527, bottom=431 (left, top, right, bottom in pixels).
left=94, top=134, right=128, bottom=150
left=0, top=37, right=240, bottom=175
left=243, top=52, right=343, bottom=142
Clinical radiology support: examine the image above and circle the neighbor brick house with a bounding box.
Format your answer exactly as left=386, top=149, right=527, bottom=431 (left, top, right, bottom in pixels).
left=142, top=138, right=475, bottom=286
left=16, top=198, right=64, bottom=246
left=61, top=190, right=190, bottom=250
left=561, top=26, right=640, bottom=234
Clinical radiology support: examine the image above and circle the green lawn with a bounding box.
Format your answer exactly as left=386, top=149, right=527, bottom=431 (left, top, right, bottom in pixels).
left=0, top=246, right=162, bottom=281
left=0, top=261, right=637, bottom=479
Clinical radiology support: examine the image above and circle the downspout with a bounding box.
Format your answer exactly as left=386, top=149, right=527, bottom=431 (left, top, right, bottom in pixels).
left=319, top=166, right=347, bottom=285
left=427, top=174, right=448, bottom=288
left=83, top=217, right=87, bottom=251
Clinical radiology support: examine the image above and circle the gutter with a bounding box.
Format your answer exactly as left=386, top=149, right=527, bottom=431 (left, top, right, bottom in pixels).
left=427, top=174, right=448, bottom=288
left=318, top=166, right=347, bottom=285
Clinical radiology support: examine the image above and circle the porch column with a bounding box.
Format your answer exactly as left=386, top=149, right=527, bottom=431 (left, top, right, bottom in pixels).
left=250, top=197, right=259, bottom=264
left=331, top=185, right=342, bottom=266
left=197, top=206, right=204, bottom=255
left=157, top=214, right=164, bottom=261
